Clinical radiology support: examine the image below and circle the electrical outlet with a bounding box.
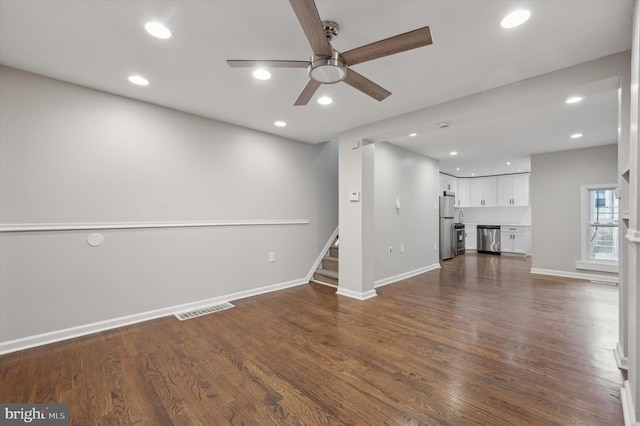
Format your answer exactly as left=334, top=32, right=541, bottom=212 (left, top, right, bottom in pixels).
left=400, top=244, right=405, bottom=254
left=388, top=246, right=393, bottom=254
left=269, top=252, right=276, bottom=262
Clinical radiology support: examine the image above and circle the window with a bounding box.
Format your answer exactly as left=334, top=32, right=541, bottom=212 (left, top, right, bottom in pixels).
left=576, top=185, right=619, bottom=273
left=588, top=188, right=618, bottom=261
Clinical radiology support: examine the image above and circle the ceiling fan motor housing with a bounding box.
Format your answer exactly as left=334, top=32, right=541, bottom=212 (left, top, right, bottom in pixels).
left=309, top=51, right=347, bottom=84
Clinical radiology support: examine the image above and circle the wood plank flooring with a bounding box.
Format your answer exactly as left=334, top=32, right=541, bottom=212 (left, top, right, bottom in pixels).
left=0, top=254, right=624, bottom=425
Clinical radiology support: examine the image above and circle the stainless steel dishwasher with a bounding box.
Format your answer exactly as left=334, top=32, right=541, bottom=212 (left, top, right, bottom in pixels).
left=477, top=225, right=501, bottom=254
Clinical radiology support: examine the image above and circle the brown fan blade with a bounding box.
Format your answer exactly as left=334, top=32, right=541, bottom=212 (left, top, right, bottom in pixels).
left=342, top=27, right=432, bottom=66
left=289, top=0, right=332, bottom=57
left=227, top=60, right=309, bottom=68
left=343, top=70, right=391, bottom=102
left=294, top=79, right=321, bottom=106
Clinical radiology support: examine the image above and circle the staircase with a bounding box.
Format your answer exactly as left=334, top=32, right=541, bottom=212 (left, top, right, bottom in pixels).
left=312, top=238, right=339, bottom=287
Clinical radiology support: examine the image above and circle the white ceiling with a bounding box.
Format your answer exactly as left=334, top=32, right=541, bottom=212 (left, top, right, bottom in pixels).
left=0, top=0, right=634, bottom=177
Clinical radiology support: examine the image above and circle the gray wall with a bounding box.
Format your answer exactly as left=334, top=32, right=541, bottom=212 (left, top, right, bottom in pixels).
left=0, top=66, right=338, bottom=343
left=374, top=142, right=439, bottom=283
left=530, top=144, right=618, bottom=279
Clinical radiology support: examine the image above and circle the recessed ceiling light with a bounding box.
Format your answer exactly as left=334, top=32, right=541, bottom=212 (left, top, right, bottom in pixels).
left=128, top=75, right=149, bottom=86
left=253, top=69, right=271, bottom=80
left=506, top=161, right=511, bottom=165
left=409, top=133, right=417, bottom=137
left=144, top=22, right=172, bottom=39
left=317, top=96, right=333, bottom=105
left=565, top=96, right=584, bottom=104
left=571, top=133, right=583, bottom=139
left=450, top=151, right=458, bottom=156
left=501, top=10, right=531, bottom=28
left=274, top=121, right=287, bottom=127
left=471, top=173, right=475, bottom=176
left=456, top=168, right=460, bottom=171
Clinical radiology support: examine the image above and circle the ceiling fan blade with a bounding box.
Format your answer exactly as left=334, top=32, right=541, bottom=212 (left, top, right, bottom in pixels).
left=342, top=27, right=432, bottom=66
left=294, top=79, right=321, bottom=106
left=226, top=60, right=309, bottom=68
left=343, top=70, right=391, bottom=102
left=289, top=0, right=332, bottom=57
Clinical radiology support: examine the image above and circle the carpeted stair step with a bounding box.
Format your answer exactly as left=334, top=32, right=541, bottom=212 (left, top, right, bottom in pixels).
left=313, top=269, right=338, bottom=286
left=322, top=256, right=338, bottom=272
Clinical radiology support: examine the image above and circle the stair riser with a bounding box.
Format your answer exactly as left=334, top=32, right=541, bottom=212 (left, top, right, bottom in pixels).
left=322, top=258, right=338, bottom=272
left=329, top=246, right=339, bottom=258
left=313, top=273, right=338, bottom=286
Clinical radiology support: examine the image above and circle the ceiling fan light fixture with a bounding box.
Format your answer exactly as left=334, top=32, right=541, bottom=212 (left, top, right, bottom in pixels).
left=309, top=52, right=347, bottom=84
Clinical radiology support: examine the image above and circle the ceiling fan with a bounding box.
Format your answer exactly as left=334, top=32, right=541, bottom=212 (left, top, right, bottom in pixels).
left=227, top=0, right=433, bottom=106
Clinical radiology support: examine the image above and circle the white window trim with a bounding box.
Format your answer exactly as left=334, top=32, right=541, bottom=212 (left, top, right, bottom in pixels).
left=575, top=183, right=619, bottom=273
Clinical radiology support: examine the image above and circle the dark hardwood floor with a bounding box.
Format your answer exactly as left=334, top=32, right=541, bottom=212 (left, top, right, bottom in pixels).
left=0, top=254, right=624, bottom=425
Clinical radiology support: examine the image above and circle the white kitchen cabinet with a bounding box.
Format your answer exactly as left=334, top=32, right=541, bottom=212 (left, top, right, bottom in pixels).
left=439, top=173, right=457, bottom=195
left=456, top=178, right=470, bottom=207
left=465, top=225, right=477, bottom=251
left=501, top=226, right=528, bottom=255
left=497, top=174, right=530, bottom=206
left=469, top=177, right=497, bottom=207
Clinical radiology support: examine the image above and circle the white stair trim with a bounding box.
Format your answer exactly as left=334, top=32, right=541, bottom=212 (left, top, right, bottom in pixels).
left=306, top=226, right=339, bottom=282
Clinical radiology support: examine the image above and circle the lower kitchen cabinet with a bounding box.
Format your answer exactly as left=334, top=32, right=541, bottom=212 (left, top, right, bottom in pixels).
left=465, top=225, right=477, bottom=252
left=501, top=226, right=528, bottom=255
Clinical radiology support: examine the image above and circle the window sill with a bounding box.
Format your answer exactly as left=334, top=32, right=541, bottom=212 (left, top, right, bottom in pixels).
left=575, top=260, right=618, bottom=273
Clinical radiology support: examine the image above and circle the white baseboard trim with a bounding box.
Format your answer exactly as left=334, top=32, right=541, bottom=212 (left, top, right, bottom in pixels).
left=0, top=277, right=308, bottom=355
left=374, top=263, right=441, bottom=288
left=336, top=287, right=377, bottom=300
left=616, top=342, right=629, bottom=370
left=305, top=226, right=339, bottom=282
left=621, top=380, right=640, bottom=426
left=529, top=268, right=618, bottom=284
left=501, top=252, right=528, bottom=257
left=310, top=279, right=338, bottom=289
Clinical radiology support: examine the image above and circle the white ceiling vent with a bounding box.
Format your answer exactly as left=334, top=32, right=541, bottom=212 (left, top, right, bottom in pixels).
left=175, top=302, right=235, bottom=321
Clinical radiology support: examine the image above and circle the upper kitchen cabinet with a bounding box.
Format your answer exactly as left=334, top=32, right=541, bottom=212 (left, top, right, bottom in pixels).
left=497, top=174, right=530, bottom=206
left=439, top=173, right=457, bottom=195
left=456, top=178, right=470, bottom=207
left=469, top=177, right=497, bottom=207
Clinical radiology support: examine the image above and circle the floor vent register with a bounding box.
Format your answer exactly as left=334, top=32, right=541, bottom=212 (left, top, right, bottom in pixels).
left=175, top=302, right=235, bottom=321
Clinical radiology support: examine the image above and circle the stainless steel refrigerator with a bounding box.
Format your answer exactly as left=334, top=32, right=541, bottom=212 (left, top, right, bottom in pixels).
left=439, top=191, right=455, bottom=260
